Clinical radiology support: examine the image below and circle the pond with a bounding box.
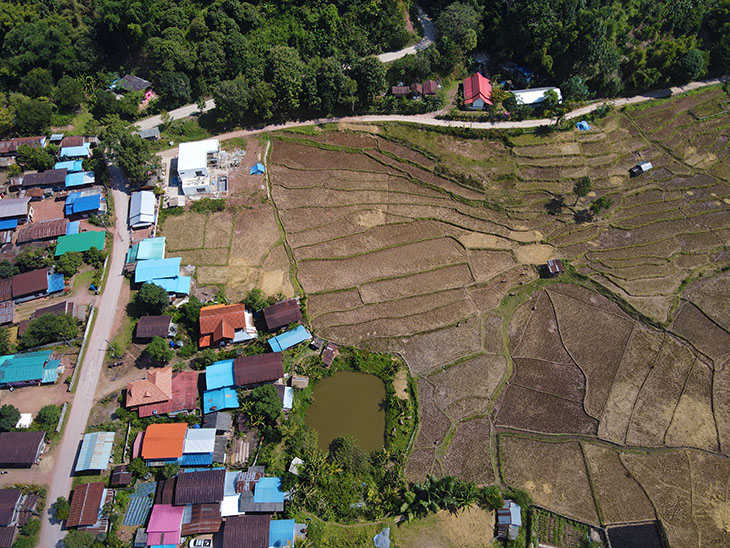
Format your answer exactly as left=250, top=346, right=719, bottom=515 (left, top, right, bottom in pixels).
left=305, top=371, right=386, bottom=453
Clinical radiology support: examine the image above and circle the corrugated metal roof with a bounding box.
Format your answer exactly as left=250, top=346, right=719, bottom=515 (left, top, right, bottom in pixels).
left=205, top=360, right=235, bottom=390
left=262, top=299, right=302, bottom=331
left=137, top=237, right=166, bottom=260
left=0, top=198, right=30, bottom=219
left=0, top=432, right=44, bottom=466
left=203, top=387, right=239, bottom=414
left=136, top=316, right=172, bottom=339
left=269, top=519, right=295, bottom=548
left=66, top=221, right=79, bottom=235
left=268, top=325, right=311, bottom=352
left=60, top=143, right=91, bottom=158
left=16, top=218, right=68, bottom=243
left=64, top=192, right=100, bottom=214
left=0, top=351, right=52, bottom=385
left=0, top=219, right=16, bottom=230
left=141, top=423, right=187, bottom=460
left=11, top=268, right=47, bottom=298
left=67, top=482, right=105, bottom=527
left=21, top=169, right=67, bottom=188
left=0, top=301, right=13, bottom=325
left=174, top=470, right=226, bottom=505
left=64, top=171, right=95, bottom=188
left=54, top=160, right=83, bottom=172
left=74, top=432, right=115, bottom=472
left=183, top=428, right=216, bottom=454
left=135, top=258, right=181, bottom=283
left=41, top=361, right=58, bottom=384
left=253, top=477, right=285, bottom=504
left=149, top=276, right=190, bottom=295
left=223, top=515, right=270, bottom=548
left=123, top=495, right=153, bottom=526
left=180, top=452, right=213, bottom=466
left=55, top=231, right=105, bottom=256
left=129, top=191, right=156, bottom=228
left=233, top=353, right=283, bottom=386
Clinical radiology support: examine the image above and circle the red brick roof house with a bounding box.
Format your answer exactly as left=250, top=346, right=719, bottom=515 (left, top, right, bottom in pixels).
left=125, top=367, right=199, bottom=418
left=422, top=79, right=439, bottom=96
left=198, top=304, right=257, bottom=348
left=463, top=73, right=493, bottom=109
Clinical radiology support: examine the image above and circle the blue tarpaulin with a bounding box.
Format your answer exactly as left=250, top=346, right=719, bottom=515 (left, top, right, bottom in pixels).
left=250, top=163, right=265, bottom=175
left=0, top=219, right=18, bottom=230
left=268, top=325, right=311, bottom=352
left=47, top=273, right=65, bottom=293
left=576, top=120, right=591, bottom=131
left=373, top=528, right=391, bottom=548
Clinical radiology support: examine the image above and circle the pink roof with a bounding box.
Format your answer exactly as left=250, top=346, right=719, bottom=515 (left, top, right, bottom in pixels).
left=463, top=73, right=492, bottom=106
left=132, top=431, right=144, bottom=459
left=147, top=504, right=183, bottom=546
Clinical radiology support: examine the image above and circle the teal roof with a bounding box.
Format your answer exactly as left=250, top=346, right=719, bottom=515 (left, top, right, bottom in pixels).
left=55, top=231, right=105, bottom=255
left=203, top=387, right=239, bottom=414
left=0, top=350, right=53, bottom=384
left=269, top=519, right=295, bottom=548
left=268, top=325, right=311, bottom=352
left=205, top=360, right=234, bottom=390
left=127, top=238, right=165, bottom=263
left=42, top=359, right=60, bottom=383
left=126, top=244, right=139, bottom=263
left=75, top=431, right=115, bottom=472
left=135, top=258, right=181, bottom=283
left=149, top=276, right=190, bottom=295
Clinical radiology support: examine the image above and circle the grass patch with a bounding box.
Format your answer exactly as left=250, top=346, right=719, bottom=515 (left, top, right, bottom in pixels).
left=296, top=512, right=385, bottom=548
left=152, top=118, right=213, bottom=152
left=72, top=270, right=95, bottom=294
left=71, top=471, right=104, bottom=488
left=222, top=136, right=248, bottom=151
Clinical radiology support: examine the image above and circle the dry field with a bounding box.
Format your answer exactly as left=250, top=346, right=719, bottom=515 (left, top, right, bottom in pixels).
left=266, top=87, right=730, bottom=548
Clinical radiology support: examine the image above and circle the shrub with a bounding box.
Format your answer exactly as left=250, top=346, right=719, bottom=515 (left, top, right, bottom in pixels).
left=55, top=252, right=83, bottom=277
left=0, top=404, right=19, bottom=432
left=145, top=336, right=174, bottom=365
left=19, top=314, right=77, bottom=349
left=191, top=198, right=225, bottom=213
left=52, top=497, right=70, bottom=521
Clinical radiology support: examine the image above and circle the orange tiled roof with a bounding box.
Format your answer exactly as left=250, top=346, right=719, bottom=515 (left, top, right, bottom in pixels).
left=141, top=423, right=187, bottom=459
left=126, top=366, right=173, bottom=408
left=199, top=304, right=247, bottom=348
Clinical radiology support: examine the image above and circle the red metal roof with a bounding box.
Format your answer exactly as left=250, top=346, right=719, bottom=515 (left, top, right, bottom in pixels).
left=136, top=370, right=199, bottom=418
left=423, top=79, right=439, bottom=95
left=180, top=503, right=222, bottom=536
left=233, top=353, right=284, bottom=386
left=223, top=515, right=271, bottom=548
left=67, top=482, right=105, bottom=528
left=463, top=73, right=493, bottom=106
left=16, top=219, right=68, bottom=244
left=0, top=280, right=10, bottom=303
left=262, top=299, right=302, bottom=331
left=174, top=470, right=226, bottom=505
left=11, top=269, right=47, bottom=299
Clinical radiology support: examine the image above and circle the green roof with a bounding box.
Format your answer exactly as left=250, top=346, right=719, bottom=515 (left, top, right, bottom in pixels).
left=0, top=350, right=53, bottom=384
left=126, top=244, right=139, bottom=263
left=55, top=231, right=105, bottom=256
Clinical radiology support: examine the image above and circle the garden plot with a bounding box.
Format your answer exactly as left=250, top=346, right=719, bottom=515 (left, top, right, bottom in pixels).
left=439, top=417, right=494, bottom=483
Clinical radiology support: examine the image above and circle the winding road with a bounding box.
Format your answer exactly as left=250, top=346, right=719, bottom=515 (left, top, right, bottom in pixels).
left=376, top=5, right=435, bottom=63
left=39, top=168, right=131, bottom=548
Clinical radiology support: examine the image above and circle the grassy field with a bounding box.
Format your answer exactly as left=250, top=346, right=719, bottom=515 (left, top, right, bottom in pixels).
left=264, top=85, right=730, bottom=548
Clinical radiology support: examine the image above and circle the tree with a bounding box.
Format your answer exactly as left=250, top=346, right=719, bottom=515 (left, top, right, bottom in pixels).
left=0, top=404, right=19, bottom=432
left=55, top=252, right=82, bottom=277
left=19, top=314, right=77, bottom=349
left=573, top=176, right=592, bottom=205
left=0, top=260, right=18, bottom=279
left=53, top=76, right=84, bottom=112
left=328, top=436, right=368, bottom=475
left=213, top=78, right=250, bottom=125
left=128, top=458, right=150, bottom=479
left=52, top=497, right=70, bottom=521
left=193, top=348, right=217, bottom=370
left=479, top=485, right=504, bottom=510
left=14, top=247, right=50, bottom=272
left=246, top=384, right=282, bottom=425
left=436, top=2, right=482, bottom=53
left=101, top=117, right=157, bottom=185
left=134, top=282, right=170, bottom=315
left=83, top=247, right=105, bottom=268
left=267, top=45, right=304, bottom=116
left=542, top=89, right=560, bottom=112
left=16, top=144, right=55, bottom=171
left=562, top=75, right=589, bottom=102
left=317, top=57, right=346, bottom=113
left=157, top=71, right=192, bottom=109
left=160, top=462, right=180, bottom=479
left=590, top=195, right=614, bottom=215
left=145, top=336, right=174, bottom=365
left=14, top=97, right=52, bottom=135
left=350, top=57, right=386, bottom=107
left=35, top=405, right=61, bottom=430
left=62, top=529, right=96, bottom=548
left=243, top=288, right=268, bottom=312
left=0, top=328, right=10, bottom=355
left=250, top=81, right=275, bottom=120
left=19, top=68, right=54, bottom=98
left=677, top=49, right=706, bottom=82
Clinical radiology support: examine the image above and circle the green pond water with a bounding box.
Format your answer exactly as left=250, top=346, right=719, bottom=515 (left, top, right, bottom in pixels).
left=305, top=371, right=386, bottom=452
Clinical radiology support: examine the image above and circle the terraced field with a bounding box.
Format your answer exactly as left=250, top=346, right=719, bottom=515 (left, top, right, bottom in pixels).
left=268, top=86, right=730, bottom=548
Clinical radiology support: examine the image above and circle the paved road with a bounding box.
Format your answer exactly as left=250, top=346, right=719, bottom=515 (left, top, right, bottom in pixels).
left=39, top=167, right=131, bottom=548
left=376, top=5, right=435, bottom=63
left=135, top=98, right=215, bottom=131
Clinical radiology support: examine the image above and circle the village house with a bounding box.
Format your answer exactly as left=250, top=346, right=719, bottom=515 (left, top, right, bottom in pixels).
left=129, top=191, right=157, bottom=229
left=0, top=350, right=59, bottom=388
left=0, top=432, right=45, bottom=468
left=497, top=499, right=522, bottom=540
left=177, top=139, right=220, bottom=196
left=463, top=73, right=493, bottom=110
left=198, top=303, right=257, bottom=348
left=0, top=488, right=39, bottom=548
left=262, top=298, right=302, bottom=331
left=74, top=432, right=115, bottom=473
left=0, top=137, right=46, bottom=157
left=134, top=315, right=175, bottom=342
left=511, top=86, right=563, bottom=106
left=125, top=366, right=198, bottom=418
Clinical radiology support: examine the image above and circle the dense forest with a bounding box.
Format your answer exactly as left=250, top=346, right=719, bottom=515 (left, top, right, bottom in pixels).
left=0, top=0, right=727, bottom=137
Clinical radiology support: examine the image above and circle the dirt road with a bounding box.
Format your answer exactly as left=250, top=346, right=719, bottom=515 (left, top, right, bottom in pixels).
left=377, top=5, right=435, bottom=63
left=38, top=167, right=131, bottom=548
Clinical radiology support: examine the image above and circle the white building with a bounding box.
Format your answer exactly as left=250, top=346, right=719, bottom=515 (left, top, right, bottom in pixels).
left=177, top=139, right=219, bottom=196
left=129, top=191, right=156, bottom=229
left=512, top=87, right=562, bottom=106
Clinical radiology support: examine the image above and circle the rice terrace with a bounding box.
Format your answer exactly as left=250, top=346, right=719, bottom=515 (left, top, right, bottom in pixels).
left=265, top=85, right=730, bottom=548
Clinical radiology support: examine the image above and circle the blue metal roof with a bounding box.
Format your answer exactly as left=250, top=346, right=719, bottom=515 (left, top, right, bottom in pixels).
left=149, top=276, right=190, bottom=295
left=64, top=171, right=95, bottom=188
left=55, top=160, right=83, bottom=172
left=250, top=162, right=265, bottom=175
left=123, top=495, right=154, bottom=526
left=47, top=272, right=65, bottom=293
left=180, top=452, right=213, bottom=466
left=269, top=519, right=295, bottom=548
left=205, top=360, right=235, bottom=390
left=65, top=192, right=100, bottom=215
left=60, top=143, right=91, bottom=158
left=268, top=325, right=311, bottom=352
left=75, top=431, right=115, bottom=472
left=0, top=219, right=17, bottom=230
left=66, top=221, right=80, bottom=235
left=135, top=258, right=181, bottom=283
left=254, top=477, right=285, bottom=504
left=202, top=387, right=239, bottom=414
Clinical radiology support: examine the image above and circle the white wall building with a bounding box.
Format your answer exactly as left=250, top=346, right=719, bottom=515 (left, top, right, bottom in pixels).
left=129, top=190, right=156, bottom=228
left=512, top=87, right=562, bottom=106
left=177, top=139, right=219, bottom=196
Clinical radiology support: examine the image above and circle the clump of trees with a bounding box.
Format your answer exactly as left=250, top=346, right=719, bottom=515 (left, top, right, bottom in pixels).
left=18, top=314, right=77, bottom=350
left=144, top=336, right=174, bottom=366
left=133, top=283, right=170, bottom=316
